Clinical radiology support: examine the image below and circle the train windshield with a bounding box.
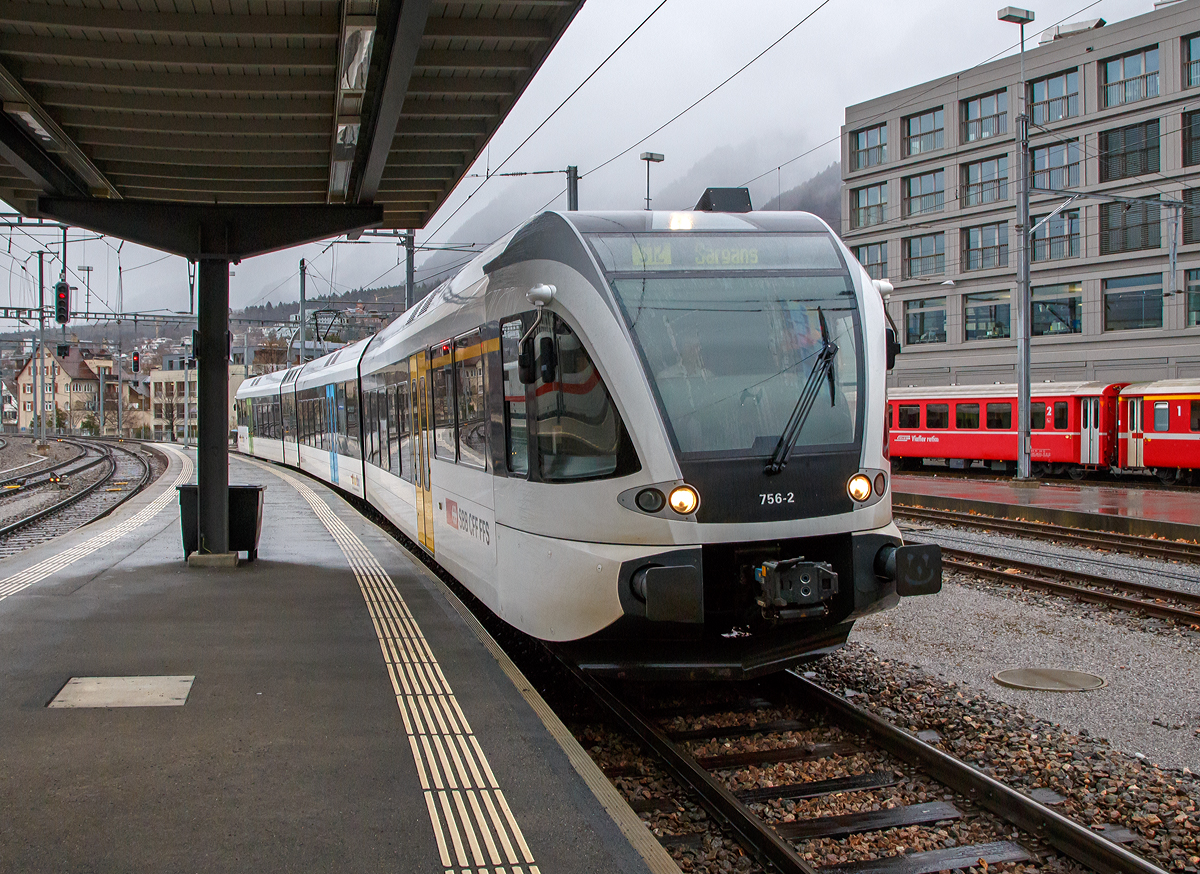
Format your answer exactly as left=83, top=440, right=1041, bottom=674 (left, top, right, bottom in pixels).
left=590, top=233, right=860, bottom=458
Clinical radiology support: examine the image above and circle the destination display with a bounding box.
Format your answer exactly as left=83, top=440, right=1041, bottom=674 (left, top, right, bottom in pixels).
left=588, top=233, right=843, bottom=273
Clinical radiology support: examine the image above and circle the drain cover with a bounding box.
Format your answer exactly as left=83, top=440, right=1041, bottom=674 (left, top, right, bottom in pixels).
left=993, top=669, right=1106, bottom=691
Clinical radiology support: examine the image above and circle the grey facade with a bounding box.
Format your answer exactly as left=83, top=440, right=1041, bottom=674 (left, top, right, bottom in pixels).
left=842, top=0, right=1200, bottom=387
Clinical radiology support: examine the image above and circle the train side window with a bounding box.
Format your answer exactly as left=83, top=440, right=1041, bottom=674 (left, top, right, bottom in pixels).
left=1192, top=400, right=1200, bottom=432
left=986, top=403, right=1012, bottom=429
left=898, top=404, right=920, bottom=428
left=431, top=342, right=457, bottom=461
left=380, top=389, right=393, bottom=472
left=500, top=318, right=529, bottom=476
left=1031, top=402, right=1046, bottom=430
left=455, top=331, right=488, bottom=469
left=887, top=404, right=892, bottom=429
left=345, top=381, right=360, bottom=459
left=1154, top=401, right=1169, bottom=432
left=926, top=403, right=949, bottom=429
left=1054, top=401, right=1068, bottom=429
left=534, top=313, right=639, bottom=481
left=1081, top=401, right=1089, bottom=430
left=955, top=403, right=980, bottom=429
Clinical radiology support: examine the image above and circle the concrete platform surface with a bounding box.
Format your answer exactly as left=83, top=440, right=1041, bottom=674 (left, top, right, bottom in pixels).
left=893, top=473, right=1200, bottom=539
left=0, top=445, right=673, bottom=874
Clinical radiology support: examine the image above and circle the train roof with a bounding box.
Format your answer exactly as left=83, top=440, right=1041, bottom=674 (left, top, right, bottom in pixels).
left=1119, top=379, right=1200, bottom=396
left=237, top=367, right=288, bottom=399
left=557, top=210, right=831, bottom=235
left=888, top=382, right=1123, bottom=400
left=294, top=336, right=371, bottom=391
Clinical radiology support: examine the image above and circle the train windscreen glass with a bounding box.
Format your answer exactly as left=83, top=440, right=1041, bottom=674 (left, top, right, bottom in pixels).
left=591, top=233, right=860, bottom=457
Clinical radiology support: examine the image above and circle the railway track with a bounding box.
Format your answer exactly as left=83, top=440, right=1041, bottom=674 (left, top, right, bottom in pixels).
left=894, top=503, right=1200, bottom=564
left=924, top=546, right=1200, bottom=627
left=0, top=441, right=156, bottom=558
left=565, top=663, right=1165, bottom=874
left=0, top=438, right=89, bottom=489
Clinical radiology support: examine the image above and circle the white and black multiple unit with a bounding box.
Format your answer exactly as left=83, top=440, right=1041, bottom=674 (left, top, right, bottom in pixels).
left=236, top=201, right=942, bottom=679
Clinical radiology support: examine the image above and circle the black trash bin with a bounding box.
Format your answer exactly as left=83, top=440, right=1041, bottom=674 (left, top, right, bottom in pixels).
left=178, top=484, right=265, bottom=561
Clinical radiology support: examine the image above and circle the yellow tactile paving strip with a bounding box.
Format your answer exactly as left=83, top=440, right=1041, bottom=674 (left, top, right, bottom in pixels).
left=0, top=445, right=192, bottom=602
left=264, top=463, right=541, bottom=874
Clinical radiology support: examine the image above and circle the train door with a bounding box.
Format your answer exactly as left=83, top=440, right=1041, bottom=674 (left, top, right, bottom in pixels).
left=1080, top=397, right=1101, bottom=464
left=1127, top=396, right=1145, bottom=467
left=410, top=352, right=434, bottom=552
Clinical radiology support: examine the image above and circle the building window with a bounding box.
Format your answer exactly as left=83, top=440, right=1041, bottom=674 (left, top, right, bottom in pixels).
left=963, top=222, right=1008, bottom=271
left=1100, top=199, right=1160, bottom=255
left=961, top=156, right=1007, bottom=206
left=1029, top=69, right=1079, bottom=124
left=856, top=242, right=887, bottom=280
left=905, top=297, right=947, bottom=344
left=1186, top=269, right=1200, bottom=326
left=1184, top=110, right=1200, bottom=167
left=1104, top=274, right=1163, bottom=331
left=850, top=123, right=887, bottom=170
left=1099, top=120, right=1159, bottom=181
left=1032, top=283, right=1083, bottom=336
left=1102, top=46, right=1159, bottom=107
left=1187, top=33, right=1200, bottom=89
left=963, top=291, right=1011, bottom=340
left=1031, top=209, right=1080, bottom=262
left=1184, top=189, right=1200, bottom=245
left=903, top=108, right=944, bottom=156
left=1031, top=141, right=1080, bottom=190
left=851, top=182, right=887, bottom=229
left=23, top=401, right=30, bottom=412
left=961, top=89, right=1007, bottom=142
left=902, top=170, right=944, bottom=217
left=903, top=233, right=944, bottom=278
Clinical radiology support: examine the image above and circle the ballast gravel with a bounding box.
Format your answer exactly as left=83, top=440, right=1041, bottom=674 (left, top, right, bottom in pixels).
left=806, top=643, right=1200, bottom=872
left=850, top=576, right=1200, bottom=772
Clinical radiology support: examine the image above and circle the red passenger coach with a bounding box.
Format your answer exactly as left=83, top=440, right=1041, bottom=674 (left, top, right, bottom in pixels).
left=1118, top=380, right=1200, bottom=481
left=888, top=383, right=1126, bottom=477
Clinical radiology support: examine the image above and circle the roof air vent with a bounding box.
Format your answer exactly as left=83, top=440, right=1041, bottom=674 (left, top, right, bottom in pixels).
left=694, top=188, right=753, bottom=213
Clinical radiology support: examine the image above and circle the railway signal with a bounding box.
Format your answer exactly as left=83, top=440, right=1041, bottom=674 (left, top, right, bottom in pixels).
left=131, top=351, right=140, bottom=373
left=54, top=281, right=69, bottom=324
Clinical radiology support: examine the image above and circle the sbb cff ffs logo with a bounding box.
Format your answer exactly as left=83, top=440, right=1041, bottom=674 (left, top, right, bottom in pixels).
left=54, top=281, right=69, bottom=324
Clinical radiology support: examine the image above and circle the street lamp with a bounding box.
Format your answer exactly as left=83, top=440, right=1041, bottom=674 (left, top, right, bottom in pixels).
left=999, top=6, right=1035, bottom=481
left=640, top=152, right=664, bottom=210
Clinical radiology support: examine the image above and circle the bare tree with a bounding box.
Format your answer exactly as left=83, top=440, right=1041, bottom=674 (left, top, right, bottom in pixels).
left=160, top=398, right=180, bottom=440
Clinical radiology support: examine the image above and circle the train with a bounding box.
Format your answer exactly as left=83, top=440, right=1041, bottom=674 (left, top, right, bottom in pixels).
left=236, top=202, right=943, bottom=680
left=888, top=379, right=1200, bottom=484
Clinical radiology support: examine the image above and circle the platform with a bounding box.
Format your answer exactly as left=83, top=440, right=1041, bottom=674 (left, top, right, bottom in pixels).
left=894, top=474, right=1200, bottom=540
left=0, top=445, right=675, bottom=873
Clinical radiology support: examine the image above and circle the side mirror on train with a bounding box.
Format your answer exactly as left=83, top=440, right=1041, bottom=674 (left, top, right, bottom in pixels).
left=886, top=326, right=901, bottom=371
left=518, top=339, right=536, bottom=384
left=538, top=336, right=557, bottom=383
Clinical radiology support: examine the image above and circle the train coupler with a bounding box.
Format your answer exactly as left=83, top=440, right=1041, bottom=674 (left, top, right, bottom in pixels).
left=754, top=558, right=838, bottom=621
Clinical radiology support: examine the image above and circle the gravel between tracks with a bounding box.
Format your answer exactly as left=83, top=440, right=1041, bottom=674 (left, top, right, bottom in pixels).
left=806, top=642, right=1200, bottom=872
left=851, top=577, right=1200, bottom=773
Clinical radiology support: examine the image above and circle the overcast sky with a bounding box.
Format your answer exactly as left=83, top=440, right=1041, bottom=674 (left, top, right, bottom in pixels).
left=0, top=0, right=1153, bottom=321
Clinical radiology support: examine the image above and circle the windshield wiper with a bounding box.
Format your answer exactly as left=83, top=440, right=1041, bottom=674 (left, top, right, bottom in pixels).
left=764, top=307, right=837, bottom=476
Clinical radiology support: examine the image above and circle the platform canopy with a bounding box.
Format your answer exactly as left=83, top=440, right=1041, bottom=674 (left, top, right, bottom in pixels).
left=0, top=0, right=583, bottom=240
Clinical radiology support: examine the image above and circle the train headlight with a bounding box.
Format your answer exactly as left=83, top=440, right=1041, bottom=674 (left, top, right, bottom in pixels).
left=847, top=474, right=873, bottom=502
left=668, top=485, right=700, bottom=515
left=635, top=488, right=666, bottom=513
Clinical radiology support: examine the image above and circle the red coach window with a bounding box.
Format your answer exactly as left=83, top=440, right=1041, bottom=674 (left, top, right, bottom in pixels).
left=1031, top=402, right=1047, bottom=429
left=956, top=403, right=980, bottom=428
left=1154, top=401, right=1169, bottom=432
left=987, top=402, right=1012, bottom=428
left=1191, top=400, right=1200, bottom=432
left=1054, top=401, right=1068, bottom=429
left=927, top=403, right=950, bottom=428
left=898, top=404, right=921, bottom=427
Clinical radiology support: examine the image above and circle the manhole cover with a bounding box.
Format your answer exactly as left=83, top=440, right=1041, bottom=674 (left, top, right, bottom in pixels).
left=993, top=669, right=1106, bottom=691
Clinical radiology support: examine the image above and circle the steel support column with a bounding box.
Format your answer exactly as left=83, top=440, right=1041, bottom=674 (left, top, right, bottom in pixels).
left=196, top=258, right=229, bottom=555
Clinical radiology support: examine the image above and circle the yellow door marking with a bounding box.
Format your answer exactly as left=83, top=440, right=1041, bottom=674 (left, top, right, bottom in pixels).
left=250, top=460, right=539, bottom=874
